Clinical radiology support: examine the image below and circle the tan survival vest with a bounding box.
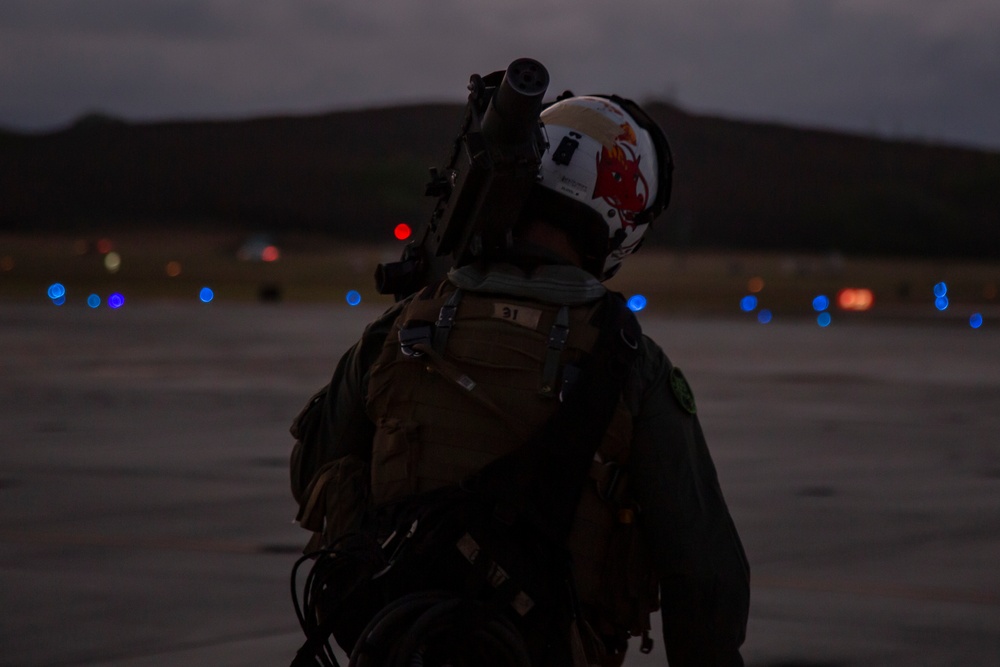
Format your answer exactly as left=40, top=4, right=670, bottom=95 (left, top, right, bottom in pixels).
left=365, top=280, right=659, bottom=648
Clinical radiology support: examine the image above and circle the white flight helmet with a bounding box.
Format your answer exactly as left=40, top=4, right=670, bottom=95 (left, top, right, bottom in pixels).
left=536, top=94, right=672, bottom=279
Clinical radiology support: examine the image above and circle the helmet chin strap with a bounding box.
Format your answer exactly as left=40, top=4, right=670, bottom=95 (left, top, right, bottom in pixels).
left=609, top=228, right=628, bottom=252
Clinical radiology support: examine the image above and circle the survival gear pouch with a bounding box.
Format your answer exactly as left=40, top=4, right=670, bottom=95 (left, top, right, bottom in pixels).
left=295, top=453, right=370, bottom=554
left=289, top=382, right=373, bottom=554
left=291, top=289, right=643, bottom=667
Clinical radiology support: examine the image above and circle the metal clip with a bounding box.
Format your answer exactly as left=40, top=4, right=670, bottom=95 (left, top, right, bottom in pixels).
left=599, top=462, right=622, bottom=502
left=372, top=519, right=419, bottom=579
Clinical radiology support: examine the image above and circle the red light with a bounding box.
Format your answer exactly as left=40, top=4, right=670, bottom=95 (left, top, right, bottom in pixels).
left=261, top=245, right=280, bottom=262
left=394, top=223, right=412, bottom=241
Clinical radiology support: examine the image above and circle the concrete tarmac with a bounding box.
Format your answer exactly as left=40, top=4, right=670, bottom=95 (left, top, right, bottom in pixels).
left=1, top=301, right=998, bottom=666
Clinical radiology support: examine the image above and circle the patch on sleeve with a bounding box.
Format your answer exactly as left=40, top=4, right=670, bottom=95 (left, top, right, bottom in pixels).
left=492, top=303, right=543, bottom=330
left=670, top=366, right=697, bottom=415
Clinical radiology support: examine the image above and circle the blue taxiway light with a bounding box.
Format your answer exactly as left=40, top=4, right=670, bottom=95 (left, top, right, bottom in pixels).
left=47, top=283, right=66, bottom=300
left=627, top=295, right=647, bottom=312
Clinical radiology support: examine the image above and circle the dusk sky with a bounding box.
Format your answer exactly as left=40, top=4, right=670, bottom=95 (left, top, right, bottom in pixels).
left=2, top=0, right=999, bottom=150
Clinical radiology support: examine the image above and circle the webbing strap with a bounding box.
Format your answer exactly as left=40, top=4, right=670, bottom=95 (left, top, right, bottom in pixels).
left=295, top=464, right=341, bottom=530
left=539, top=306, right=570, bottom=397
left=465, top=292, right=641, bottom=543
left=410, top=342, right=532, bottom=442
left=399, top=281, right=602, bottom=353
left=433, top=288, right=463, bottom=353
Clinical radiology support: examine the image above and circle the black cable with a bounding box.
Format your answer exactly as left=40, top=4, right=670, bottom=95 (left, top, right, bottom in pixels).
left=390, top=597, right=464, bottom=667
left=350, top=591, right=452, bottom=667
left=417, top=598, right=532, bottom=667
left=291, top=533, right=378, bottom=667
left=346, top=591, right=533, bottom=667
left=291, top=549, right=321, bottom=630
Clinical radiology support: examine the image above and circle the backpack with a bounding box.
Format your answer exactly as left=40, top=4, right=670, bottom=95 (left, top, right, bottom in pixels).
left=290, top=282, right=655, bottom=666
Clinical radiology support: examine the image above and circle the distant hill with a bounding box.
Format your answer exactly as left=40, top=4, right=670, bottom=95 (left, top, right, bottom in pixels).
left=2, top=103, right=998, bottom=258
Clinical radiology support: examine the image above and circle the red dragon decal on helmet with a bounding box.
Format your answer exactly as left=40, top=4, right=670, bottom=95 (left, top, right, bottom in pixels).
left=592, top=122, right=649, bottom=229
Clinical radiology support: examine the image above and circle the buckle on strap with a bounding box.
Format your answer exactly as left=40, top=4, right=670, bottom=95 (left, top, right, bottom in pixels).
left=433, top=288, right=463, bottom=352
left=399, top=321, right=433, bottom=357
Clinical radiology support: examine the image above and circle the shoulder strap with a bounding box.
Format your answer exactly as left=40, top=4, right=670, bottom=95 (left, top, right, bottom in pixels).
left=464, top=291, right=641, bottom=543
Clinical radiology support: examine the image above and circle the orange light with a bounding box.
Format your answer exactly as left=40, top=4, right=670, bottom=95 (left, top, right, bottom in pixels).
left=166, top=261, right=182, bottom=277
left=747, top=276, right=765, bottom=293
left=261, top=245, right=280, bottom=262
left=394, top=223, right=412, bottom=241
left=96, top=238, right=113, bottom=254
left=837, top=288, right=874, bottom=311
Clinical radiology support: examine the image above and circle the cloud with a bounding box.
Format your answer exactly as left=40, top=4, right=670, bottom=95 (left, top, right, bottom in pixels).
left=1, top=0, right=998, bottom=148
left=0, top=0, right=234, bottom=39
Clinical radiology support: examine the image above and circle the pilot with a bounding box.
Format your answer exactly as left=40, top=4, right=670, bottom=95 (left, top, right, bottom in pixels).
left=290, top=93, right=749, bottom=667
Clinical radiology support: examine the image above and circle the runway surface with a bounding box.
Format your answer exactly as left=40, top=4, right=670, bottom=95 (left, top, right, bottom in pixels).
left=2, top=301, right=998, bottom=666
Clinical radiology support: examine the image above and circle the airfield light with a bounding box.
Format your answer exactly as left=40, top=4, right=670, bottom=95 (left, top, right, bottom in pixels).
left=108, top=293, right=125, bottom=309
left=52, top=295, right=66, bottom=306
left=199, top=287, right=215, bottom=303
left=96, top=238, right=113, bottom=254
left=627, top=294, right=647, bottom=312
left=757, top=309, right=773, bottom=324
left=166, top=261, right=182, bottom=277
left=837, top=288, right=874, bottom=311
left=812, top=295, right=830, bottom=312
left=394, top=223, right=412, bottom=241
left=87, top=294, right=101, bottom=308
left=261, top=245, right=280, bottom=262
left=817, top=312, right=832, bottom=327
left=747, top=277, right=764, bottom=293
left=970, top=314, right=984, bottom=329
left=933, top=282, right=948, bottom=298
left=346, top=290, right=362, bottom=306
left=935, top=296, right=949, bottom=311
left=740, top=295, right=757, bottom=312
left=47, top=283, right=66, bottom=300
